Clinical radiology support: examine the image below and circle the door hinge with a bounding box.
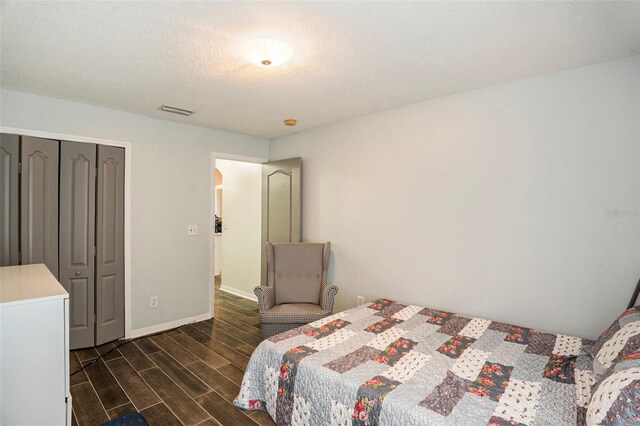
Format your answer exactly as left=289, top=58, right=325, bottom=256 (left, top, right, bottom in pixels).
left=94, top=246, right=97, bottom=256
left=17, top=162, right=22, bottom=174
left=18, top=251, right=22, bottom=264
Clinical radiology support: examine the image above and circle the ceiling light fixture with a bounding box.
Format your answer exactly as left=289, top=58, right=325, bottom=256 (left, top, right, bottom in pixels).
left=240, top=38, right=292, bottom=67
left=284, top=119, right=297, bottom=126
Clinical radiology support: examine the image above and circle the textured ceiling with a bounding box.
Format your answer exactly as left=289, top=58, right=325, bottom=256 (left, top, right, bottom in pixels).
left=1, top=1, right=639, bottom=138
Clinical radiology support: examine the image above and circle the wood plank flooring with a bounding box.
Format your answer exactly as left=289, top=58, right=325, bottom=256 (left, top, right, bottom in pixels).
left=70, top=278, right=275, bottom=426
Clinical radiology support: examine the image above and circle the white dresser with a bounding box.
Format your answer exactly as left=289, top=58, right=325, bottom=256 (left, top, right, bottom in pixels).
left=0, top=264, right=70, bottom=426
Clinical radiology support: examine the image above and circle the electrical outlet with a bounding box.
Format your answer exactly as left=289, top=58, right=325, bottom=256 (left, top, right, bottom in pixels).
left=187, top=225, right=198, bottom=236
left=150, top=296, right=159, bottom=309
left=357, top=296, right=365, bottom=306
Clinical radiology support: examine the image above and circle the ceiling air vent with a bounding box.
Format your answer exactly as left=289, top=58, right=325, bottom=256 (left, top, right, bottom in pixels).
left=160, top=104, right=194, bottom=116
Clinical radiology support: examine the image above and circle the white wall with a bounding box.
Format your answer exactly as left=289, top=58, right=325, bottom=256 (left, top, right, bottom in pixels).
left=270, top=56, right=640, bottom=339
left=0, top=88, right=269, bottom=333
left=216, top=159, right=262, bottom=299
left=214, top=235, right=222, bottom=276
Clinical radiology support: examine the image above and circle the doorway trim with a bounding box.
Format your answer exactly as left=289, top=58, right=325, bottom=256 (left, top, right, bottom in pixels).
left=0, top=126, right=133, bottom=339
left=209, top=152, right=268, bottom=319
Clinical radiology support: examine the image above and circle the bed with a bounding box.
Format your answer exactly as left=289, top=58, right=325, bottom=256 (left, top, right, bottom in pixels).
left=234, top=299, right=604, bottom=425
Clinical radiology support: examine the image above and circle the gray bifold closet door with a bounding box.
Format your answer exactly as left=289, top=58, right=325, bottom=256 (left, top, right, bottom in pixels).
left=4, top=135, right=125, bottom=348
left=21, top=136, right=59, bottom=277
left=60, top=141, right=96, bottom=349
left=0, top=134, right=20, bottom=266
left=95, top=144, right=125, bottom=346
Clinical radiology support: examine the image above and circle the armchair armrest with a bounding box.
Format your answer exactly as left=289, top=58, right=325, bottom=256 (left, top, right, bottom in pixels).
left=254, top=286, right=276, bottom=312
left=320, top=285, right=339, bottom=312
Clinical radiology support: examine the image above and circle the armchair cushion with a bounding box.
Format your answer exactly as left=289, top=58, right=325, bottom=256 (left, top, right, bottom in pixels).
left=259, top=303, right=330, bottom=325
left=273, top=243, right=324, bottom=305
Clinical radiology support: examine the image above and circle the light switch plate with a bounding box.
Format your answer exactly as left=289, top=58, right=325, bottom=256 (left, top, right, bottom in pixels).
left=187, top=225, right=198, bottom=236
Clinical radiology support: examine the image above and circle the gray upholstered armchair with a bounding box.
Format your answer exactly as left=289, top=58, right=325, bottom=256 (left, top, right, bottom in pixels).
left=254, top=242, right=339, bottom=338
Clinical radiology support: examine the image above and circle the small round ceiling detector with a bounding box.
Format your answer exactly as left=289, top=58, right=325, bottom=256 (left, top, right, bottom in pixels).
left=284, top=119, right=297, bottom=126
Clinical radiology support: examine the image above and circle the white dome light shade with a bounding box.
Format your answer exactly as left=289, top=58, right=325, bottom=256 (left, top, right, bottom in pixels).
left=240, top=38, right=293, bottom=67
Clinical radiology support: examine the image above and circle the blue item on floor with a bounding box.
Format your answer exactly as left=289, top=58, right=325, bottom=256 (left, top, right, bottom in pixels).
left=100, top=413, right=148, bottom=426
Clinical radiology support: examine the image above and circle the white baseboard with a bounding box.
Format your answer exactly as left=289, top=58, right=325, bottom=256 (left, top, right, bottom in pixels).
left=130, top=312, right=211, bottom=339
left=219, top=285, right=258, bottom=302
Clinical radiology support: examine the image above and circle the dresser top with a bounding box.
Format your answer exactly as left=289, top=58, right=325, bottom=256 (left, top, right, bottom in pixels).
left=0, top=264, right=68, bottom=307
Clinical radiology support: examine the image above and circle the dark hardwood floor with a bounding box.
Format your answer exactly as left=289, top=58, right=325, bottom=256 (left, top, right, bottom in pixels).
left=70, top=277, right=274, bottom=426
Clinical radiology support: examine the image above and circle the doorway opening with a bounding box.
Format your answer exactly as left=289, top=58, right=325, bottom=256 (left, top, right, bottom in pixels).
left=212, top=158, right=264, bottom=336
left=214, top=159, right=262, bottom=298
left=209, top=154, right=302, bottom=338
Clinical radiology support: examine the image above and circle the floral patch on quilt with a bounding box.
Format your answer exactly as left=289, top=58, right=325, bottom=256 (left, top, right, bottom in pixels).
left=543, top=354, right=576, bottom=384
left=276, top=345, right=318, bottom=424
left=365, top=317, right=404, bottom=334
left=247, top=399, right=266, bottom=410
left=467, top=362, right=513, bottom=402
left=353, top=376, right=401, bottom=426
left=371, top=338, right=417, bottom=366
left=305, top=318, right=350, bottom=338
left=437, top=335, right=476, bottom=359
left=426, top=310, right=454, bottom=326
left=368, top=299, right=395, bottom=311
left=505, top=326, right=532, bottom=345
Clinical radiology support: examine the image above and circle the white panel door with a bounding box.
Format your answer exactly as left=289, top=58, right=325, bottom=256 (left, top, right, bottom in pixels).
left=260, top=157, right=302, bottom=283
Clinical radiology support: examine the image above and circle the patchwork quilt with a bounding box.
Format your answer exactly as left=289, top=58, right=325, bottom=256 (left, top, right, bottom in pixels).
left=235, top=299, right=595, bottom=425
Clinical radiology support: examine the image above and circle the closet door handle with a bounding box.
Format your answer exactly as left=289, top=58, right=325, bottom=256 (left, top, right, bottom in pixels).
left=75, top=271, right=81, bottom=276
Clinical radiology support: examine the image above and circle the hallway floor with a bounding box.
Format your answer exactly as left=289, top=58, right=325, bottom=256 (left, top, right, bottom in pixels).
left=69, top=277, right=274, bottom=425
